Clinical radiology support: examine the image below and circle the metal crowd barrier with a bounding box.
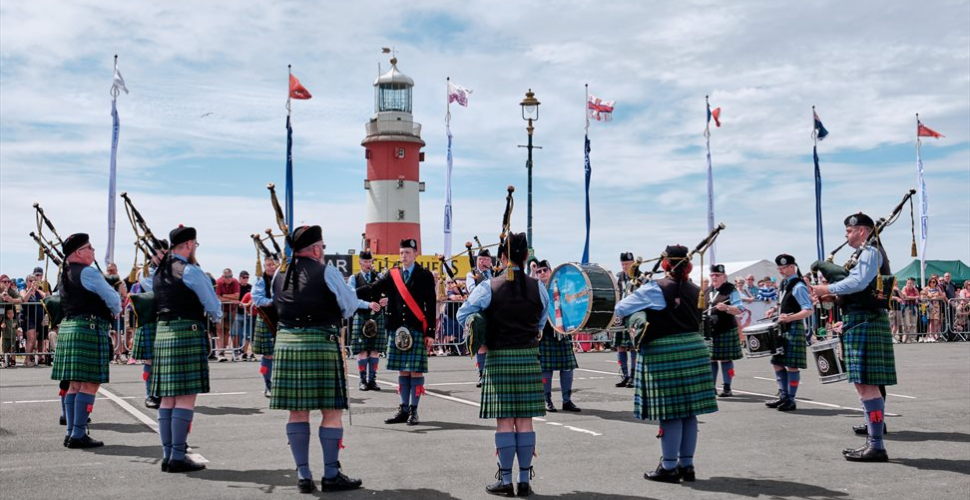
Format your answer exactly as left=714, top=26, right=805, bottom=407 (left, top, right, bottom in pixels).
left=947, top=297, right=970, bottom=342
left=889, top=297, right=951, bottom=342
left=203, top=301, right=256, bottom=360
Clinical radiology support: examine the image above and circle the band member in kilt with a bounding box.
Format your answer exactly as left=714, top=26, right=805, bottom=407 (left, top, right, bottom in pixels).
left=130, top=239, right=168, bottom=409
left=269, top=225, right=363, bottom=493
left=534, top=259, right=580, bottom=413
left=347, top=249, right=387, bottom=391
left=812, top=213, right=897, bottom=462
left=356, top=238, right=436, bottom=426
left=51, top=233, right=122, bottom=449
left=614, top=245, right=717, bottom=483
left=466, top=248, right=494, bottom=387
left=614, top=252, right=639, bottom=387
left=152, top=225, right=223, bottom=473
left=251, top=256, right=278, bottom=398
left=706, top=264, right=745, bottom=397
left=457, top=233, right=549, bottom=497
left=764, top=254, right=813, bottom=412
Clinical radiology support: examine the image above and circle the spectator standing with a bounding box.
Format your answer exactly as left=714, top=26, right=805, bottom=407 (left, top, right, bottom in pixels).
left=215, top=268, right=240, bottom=362
left=21, top=274, right=47, bottom=367
left=940, top=273, right=956, bottom=299
left=924, top=278, right=945, bottom=342
left=1, top=274, right=23, bottom=313
left=900, top=279, right=919, bottom=343
left=2, top=308, right=18, bottom=367
left=233, top=270, right=253, bottom=361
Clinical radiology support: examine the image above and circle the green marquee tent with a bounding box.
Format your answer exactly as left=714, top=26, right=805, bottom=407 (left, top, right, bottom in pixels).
left=894, top=259, right=970, bottom=287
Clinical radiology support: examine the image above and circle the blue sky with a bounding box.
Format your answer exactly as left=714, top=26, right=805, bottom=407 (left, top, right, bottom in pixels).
left=1, top=0, right=968, bottom=280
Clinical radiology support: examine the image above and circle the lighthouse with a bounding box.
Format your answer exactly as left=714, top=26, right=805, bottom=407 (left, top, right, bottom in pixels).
left=362, top=57, right=426, bottom=255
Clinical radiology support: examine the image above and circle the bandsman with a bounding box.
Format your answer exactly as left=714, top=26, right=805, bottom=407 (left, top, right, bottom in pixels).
left=534, top=259, right=580, bottom=413
left=706, top=264, right=745, bottom=397
left=130, top=239, right=168, bottom=409
left=347, top=249, right=387, bottom=391
left=466, top=248, right=494, bottom=386
left=764, top=254, right=814, bottom=412
left=614, top=252, right=639, bottom=387
left=251, top=256, right=279, bottom=398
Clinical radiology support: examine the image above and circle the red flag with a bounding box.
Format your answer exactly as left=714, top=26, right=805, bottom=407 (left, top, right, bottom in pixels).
left=289, top=74, right=312, bottom=100
left=917, top=122, right=943, bottom=138
left=711, top=107, right=721, bottom=127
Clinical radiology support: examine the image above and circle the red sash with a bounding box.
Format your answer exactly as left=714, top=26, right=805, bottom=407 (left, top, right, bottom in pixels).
left=390, top=268, right=427, bottom=332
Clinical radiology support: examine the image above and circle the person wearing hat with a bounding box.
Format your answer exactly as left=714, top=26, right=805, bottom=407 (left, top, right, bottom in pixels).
left=346, top=249, right=387, bottom=391
left=355, top=238, right=437, bottom=426
left=614, top=245, right=717, bottom=483
left=251, top=255, right=279, bottom=398
left=614, top=252, right=640, bottom=388
left=706, top=264, right=745, bottom=397
left=130, top=239, right=168, bottom=409
left=457, top=233, right=549, bottom=497
left=763, top=254, right=814, bottom=412
left=534, top=259, right=581, bottom=413
left=467, top=248, right=495, bottom=386
left=50, top=233, right=122, bottom=449
left=811, top=213, right=896, bottom=462
left=269, top=225, right=363, bottom=493
left=151, top=225, right=222, bottom=473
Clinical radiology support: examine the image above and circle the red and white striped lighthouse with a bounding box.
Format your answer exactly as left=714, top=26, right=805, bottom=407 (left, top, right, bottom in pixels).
left=361, top=57, right=426, bottom=255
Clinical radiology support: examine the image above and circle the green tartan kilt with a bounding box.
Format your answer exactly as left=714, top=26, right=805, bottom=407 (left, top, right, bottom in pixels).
left=350, top=312, right=387, bottom=354
left=709, top=327, right=744, bottom=361
left=51, top=317, right=112, bottom=383
left=270, top=326, right=348, bottom=411
left=386, top=328, right=428, bottom=373
left=480, top=347, right=546, bottom=419
left=613, top=328, right=635, bottom=348
left=252, top=317, right=275, bottom=356
left=539, top=333, right=578, bottom=372
left=635, top=331, right=718, bottom=421
left=770, top=322, right=808, bottom=369
left=131, top=322, right=158, bottom=361
left=150, top=319, right=210, bottom=397
left=843, top=311, right=897, bottom=386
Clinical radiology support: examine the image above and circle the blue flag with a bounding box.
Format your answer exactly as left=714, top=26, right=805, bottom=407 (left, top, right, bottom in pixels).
left=814, top=110, right=829, bottom=141
left=581, top=134, right=591, bottom=264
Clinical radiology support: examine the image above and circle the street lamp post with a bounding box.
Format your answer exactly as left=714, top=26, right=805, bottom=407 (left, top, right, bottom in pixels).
left=520, top=89, right=540, bottom=252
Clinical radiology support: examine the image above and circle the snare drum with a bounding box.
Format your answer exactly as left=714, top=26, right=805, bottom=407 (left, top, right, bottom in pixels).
left=547, top=263, right=619, bottom=335
left=810, top=337, right=847, bottom=384
left=743, top=321, right=784, bottom=358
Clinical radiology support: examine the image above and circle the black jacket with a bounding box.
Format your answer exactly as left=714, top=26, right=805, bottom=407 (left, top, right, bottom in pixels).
left=356, top=264, right=437, bottom=336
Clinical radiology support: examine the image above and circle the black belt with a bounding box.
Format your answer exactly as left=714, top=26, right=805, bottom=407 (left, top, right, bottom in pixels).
left=277, top=322, right=340, bottom=331
left=64, top=314, right=110, bottom=322
left=157, top=315, right=205, bottom=323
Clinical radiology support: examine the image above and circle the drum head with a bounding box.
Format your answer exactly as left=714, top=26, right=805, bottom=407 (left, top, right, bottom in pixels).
left=546, top=263, right=619, bottom=335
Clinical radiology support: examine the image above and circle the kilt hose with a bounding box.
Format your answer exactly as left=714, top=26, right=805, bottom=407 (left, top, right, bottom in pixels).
left=151, top=319, right=210, bottom=397
left=480, top=347, right=545, bottom=419
left=270, top=326, right=348, bottom=411
left=51, top=316, right=112, bottom=384
left=252, top=316, right=275, bottom=356
left=708, top=327, right=744, bottom=362
left=130, top=321, right=158, bottom=361
left=613, top=329, right=635, bottom=349
left=350, top=312, right=387, bottom=354
left=843, top=311, right=897, bottom=386
left=386, top=328, right=428, bottom=373
left=539, top=333, right=578, bottom=372
left=770, top=321, right=808, bottom=369
left=634, top=331, right=718, bottom=421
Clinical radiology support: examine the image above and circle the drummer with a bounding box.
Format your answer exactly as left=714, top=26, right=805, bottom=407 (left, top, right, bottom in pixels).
left=763, top=254, right=814, bottom=412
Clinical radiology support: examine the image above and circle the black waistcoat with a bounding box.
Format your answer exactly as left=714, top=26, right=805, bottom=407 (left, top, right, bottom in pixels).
left=155, top=254, right=206, bottom=321
left=485, top=271, right=543, bottom=350
left=273, top=258, right=341, bottom=328
left=60, top=263, right=113, bottom=321
left=710, top=282, right=738, bottom=334
left=644, top=277, right=700, bottom=341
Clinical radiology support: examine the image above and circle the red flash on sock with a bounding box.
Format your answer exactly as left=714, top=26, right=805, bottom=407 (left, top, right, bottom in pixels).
left=188, top=423, right=192, bottom=434
left=396, top=385, right=402, bottom=395
left=790, top=381, right=799, bottom=387
left=727, top=369, right=735, bottom=378
left=656, top=429, right=663, bottom=438
left=259, top=366, right=268, bottom=375
left=59, top=390, right=67, bottom=397
left=358, top=366, right=366, bottom=372
left=86, top=404, right=93, bottom=413
left=142, top=371, right=150, bottom=381
left=414, top=385, right=426, bottom=397
left=542, top=378, right=548, bottom=384
left=338, top=439, right=345, bottom=450
left=869, top=410, right=884, bottom=424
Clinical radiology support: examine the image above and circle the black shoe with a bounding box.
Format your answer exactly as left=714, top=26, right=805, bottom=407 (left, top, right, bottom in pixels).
left=60, top=416, right=66, bottom=426
left=677, top=465, right=696, bottom=482
left=145, top=396, right=160, bottom=409
left=615, top=376, right=631, bottom=388
left=477, top=375, right=483, bottom=388
left=406, top=405, right=419, bottom=426
left=207, top=353, right=217, bottom=360
left=486, top=481, right=515, bottom=497
left=545, top=400, right=557, bottom=412
left=161, top=458, right=169, bottom=472
left=516, top=482, right=532, bottom=497
left=359, top=381, right=369, bottom=391
left=625, top=379, right=635, bottom=388
left=320, top=472, right=362, bottom=492
left=561, top=401, right=581, bottom=412
left=719, top=385, right=733, bottom=397
left=843, top=442, right=889, bottom=462
left=67, top=435, right=104, bottom=449
left=63, top=435, right=70, bottom=447
left=765, top=398, right=785, bottom=408
left=777, top=400, right=797, bottom=412
left=297, top=478, right=316, bottom=494
left=644, top=459, right=681, bottom=483
left=367, top=380, right=381, bottom=391
left=853, top=422, right=888, bottom=435
left=385, top=405, right=409, bottom=424
left=167, top=456, right=206, bottom=473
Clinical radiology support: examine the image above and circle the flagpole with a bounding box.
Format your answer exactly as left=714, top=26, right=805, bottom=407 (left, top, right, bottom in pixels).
left=812, top=105, right=824, bottom=261
left=443, top=77, right=453, bottom=261
left=581, top=84, right=591, bottom=264
left=916, top=113, right=926, bottom=288
left=285, top=65, right=294, bottom=256
left=106, top=54, right=120, bottom=266
left=704, top=95, right=716, bottom=264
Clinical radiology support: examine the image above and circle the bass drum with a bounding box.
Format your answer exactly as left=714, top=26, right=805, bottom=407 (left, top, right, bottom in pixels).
left=546, top=263, right=619, bottom=335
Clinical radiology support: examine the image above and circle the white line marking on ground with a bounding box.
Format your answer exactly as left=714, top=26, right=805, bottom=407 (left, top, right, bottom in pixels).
left=426, top=381, right=480, bottom=386
left=729, top=389, right=900, bottom=417
left=2, top=391, right=247, bottom=405
left=887, top=393, right=917, bottom=399
left=753, top=376, right=776, bottom=382
left=576, top=368, right=619, bottom=376
left=97, top=386, right=209, bottom=463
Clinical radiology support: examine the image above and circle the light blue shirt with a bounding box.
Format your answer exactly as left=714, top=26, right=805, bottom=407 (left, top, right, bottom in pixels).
left=251, top=274, right=274, bottom=307
left=456, top=270, right=550, bottom=332
left=138, top=267, right=157, bottom=293
left=171, top=254, right=223, bottom=322
left=615, top=280, right=667, bottom=318
left=784, top=275, right=814, bottom=310
left=465, top=268, right=492, bottom=294
left=827, top=245, right=881, bottom=295
left=271, top=263, right=359, bottom=319
left=346, top=273, right=377, bottom=311
left=80, top=266, right=122, bottom=316
left=724, top=289, right=745, bottom=310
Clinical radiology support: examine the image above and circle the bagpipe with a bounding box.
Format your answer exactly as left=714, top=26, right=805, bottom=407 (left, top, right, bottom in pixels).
left=246, top=182, right=292, bottom=336
left=120, top=192, right=166, bottom=283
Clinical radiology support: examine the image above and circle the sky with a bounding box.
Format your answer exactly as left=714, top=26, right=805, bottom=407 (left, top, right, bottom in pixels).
left=2, top=0, right=968, bottom=280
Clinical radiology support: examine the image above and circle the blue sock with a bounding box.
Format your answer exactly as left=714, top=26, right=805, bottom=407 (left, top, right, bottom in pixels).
left=659, top=419, right=683, bottom=470
left=170, top=408, right=193, bottom=462
left=721, top=361, right=735, bottom=386
left=286, top=422, right=312, bottom=480
left=71, top=392, right=96, bottom=439
left=143, top=364, right=152, bottom=396
left=516, top=432, right=536, bottom=483
left=862, top=398, right=886, bottom=450
left=260, top=357, right=273, bottom=391
left=560, top=370, right=574, bottom=403
left=710, top=362, right=720, bottom=384
left=410, top=376, right=425, bottom=407
left=476, top=353, right=486, bottom=377
left=399, top=376, right=412, bottom=407
left=629, top=351, right=637, bottom=374
left=541, top=371, right=553, bottom=402
left=618, top=351, right=629, bottom=377
left=368, top=357, right=379, bottom=383
left=357, top=359, right=368, bottom=382
left=679, top=416, right=698, bottom=467
left=64, top=393, right=76, bottom=437
left=495, top=432, right=516, bottom=485
left=774, top=368, right=789, bottom=399
left=319, top=427, right=343, bottom=480
left=158, top=408, right=173, bottom=460
left=787, top=371, right=801, bottom=399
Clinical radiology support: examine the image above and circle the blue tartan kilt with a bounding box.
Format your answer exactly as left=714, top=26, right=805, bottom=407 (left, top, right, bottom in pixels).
left=709, top=327, right=744, bottom=361
left=386, top=328, right=428, bottom=373
left=539, top=333, right=578, bottom=372
left=843, top=311, right=897, bottom=386
left=51, top=317, right=112, bottom=383
left=150, top=319, right=210, bottom=397
left=131, top=322, right=157, bottom=361
left=270, top=326, right=348, bottom=411
left=350, top=312, right=387, bottom=354
left=635, top=331, right=718, bottom=421
left=480, top=347, right=545, bottom=419
left=252, top=317, right=275, bottom=356
left=770, top=322, right=808, bottom=369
